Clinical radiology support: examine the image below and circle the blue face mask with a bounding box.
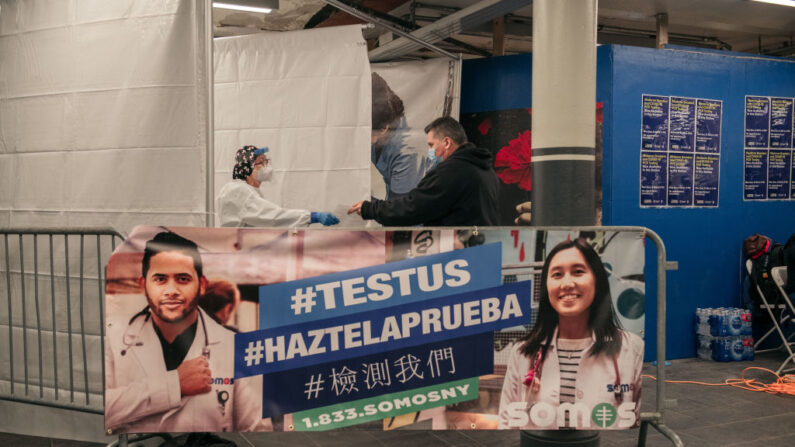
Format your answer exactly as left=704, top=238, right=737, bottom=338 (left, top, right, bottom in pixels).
left=427, top=147, right=441, bottom=164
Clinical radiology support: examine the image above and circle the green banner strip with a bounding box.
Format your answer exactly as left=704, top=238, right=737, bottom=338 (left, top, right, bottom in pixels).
left=293, top=377, right=479, bottom=431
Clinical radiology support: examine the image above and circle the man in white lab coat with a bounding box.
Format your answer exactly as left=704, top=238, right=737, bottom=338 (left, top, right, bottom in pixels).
left=105, top=232, right=270, bottom=433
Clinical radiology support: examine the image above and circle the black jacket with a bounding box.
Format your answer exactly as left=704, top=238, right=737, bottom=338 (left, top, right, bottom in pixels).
left=361, top=142, right=499, bottom=226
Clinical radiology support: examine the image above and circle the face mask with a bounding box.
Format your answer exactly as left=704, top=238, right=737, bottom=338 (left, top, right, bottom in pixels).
left=427, top=147, right=441, bottom=164
left=256, top=165, right=273, bottom=182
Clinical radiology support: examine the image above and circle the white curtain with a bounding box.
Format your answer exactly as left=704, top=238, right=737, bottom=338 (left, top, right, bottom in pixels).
left=213, top=25, right=371, bottom=226
left=0, top=1, right=209, bottom=438
left=370, top=58, right=461, bottom=199
left=0, top=0, right=209, bottom=233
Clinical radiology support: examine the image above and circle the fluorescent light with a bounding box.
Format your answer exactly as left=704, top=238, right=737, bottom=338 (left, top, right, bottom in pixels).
left=213, top=2, right=272, bottom=14
left=750, top=0, right=795, bottom=7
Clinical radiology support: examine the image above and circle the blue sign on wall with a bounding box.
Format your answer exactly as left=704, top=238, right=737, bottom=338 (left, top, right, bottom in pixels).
left=744, top=95, right=795, bottom=201
left=640, top=94, right=722, bottom=208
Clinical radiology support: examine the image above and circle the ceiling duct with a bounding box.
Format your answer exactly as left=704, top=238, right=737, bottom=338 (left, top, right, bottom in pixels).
left=368, top=0, right=532, bottom=61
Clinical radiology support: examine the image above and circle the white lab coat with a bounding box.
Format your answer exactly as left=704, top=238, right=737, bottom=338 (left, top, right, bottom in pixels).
left=105, top=307, right=270, bottom=433
left=218, top=179, right=312, bottom=227
left=498, top=329, right=643, bottom=430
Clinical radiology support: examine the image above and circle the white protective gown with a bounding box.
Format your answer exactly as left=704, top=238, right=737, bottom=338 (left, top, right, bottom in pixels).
left=105, top=307, right=270, bottom=433
left=218, top=179, right=312, bottom=227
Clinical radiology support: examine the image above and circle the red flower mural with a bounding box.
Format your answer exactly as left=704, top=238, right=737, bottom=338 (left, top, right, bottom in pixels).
left=495, top=130, right=532, bottom=191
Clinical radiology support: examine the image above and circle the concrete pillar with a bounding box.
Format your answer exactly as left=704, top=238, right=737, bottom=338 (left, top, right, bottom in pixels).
left=531, top=0, right=597, bottom=226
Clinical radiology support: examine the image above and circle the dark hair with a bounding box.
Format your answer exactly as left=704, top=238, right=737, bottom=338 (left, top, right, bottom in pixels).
left=424, top=116, right=468, bottom=145
left=199, top=279, right=239, bottom=316
left=142, top=232, right=203, bottom=279
left=372, top=72, right=404, bottom=131
left=743, top=234, right=770, bottom=258
left=519, top=238, right=622, bottom=359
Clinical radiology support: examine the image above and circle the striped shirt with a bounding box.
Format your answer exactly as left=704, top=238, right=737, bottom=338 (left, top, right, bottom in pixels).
left=557, top=337, right=591, bottom=428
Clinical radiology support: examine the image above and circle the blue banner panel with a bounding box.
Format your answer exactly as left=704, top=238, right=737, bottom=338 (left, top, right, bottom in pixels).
left=696, top=99, right=722, bottom=153
left=641, top=95, right=669, bottom=151
left=745, top=96, right=770, bottom=148
left=669, top=97, right=695, bottom=152
left=768, top=150, right=791, bottom=199
left=258, top=243, right=502, bottom=329
left=236, top=281, right=531, bottom=378
left=770, top=98, right=793, bottom=149
left=667, top=153, right=694, bottom=206
left=744, top=149, right=768, bottom=200
left=640, top=152, right=667, bottom=206
left=260, top=333, right=494, bottom=417
left=791, top=157, right=795, bottom=199
left=694, top=154, right=720, bottom=206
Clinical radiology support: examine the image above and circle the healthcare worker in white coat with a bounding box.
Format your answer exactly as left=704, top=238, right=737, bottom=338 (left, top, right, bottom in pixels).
left=105, top=232, right=270, bottom=433
left=218, top=145, right=340, bottom=227
left=498, top=238, right=643, bottom=430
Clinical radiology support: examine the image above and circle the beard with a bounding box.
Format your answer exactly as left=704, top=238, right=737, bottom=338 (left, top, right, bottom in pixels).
left=145, top=291, right=198, bottom=324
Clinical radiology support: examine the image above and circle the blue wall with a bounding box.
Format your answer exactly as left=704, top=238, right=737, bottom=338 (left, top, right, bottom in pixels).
left=461, top=46, right=795, bottom=360
left=601, top=45, right=795, bottom=359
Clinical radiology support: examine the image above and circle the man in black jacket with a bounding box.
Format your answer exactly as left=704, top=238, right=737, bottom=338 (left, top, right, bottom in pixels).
left=348, top=117, right=499, bottom=226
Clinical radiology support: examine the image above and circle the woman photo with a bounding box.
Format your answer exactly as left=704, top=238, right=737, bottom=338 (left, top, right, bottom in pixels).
left=498, top=238, right=643, bottom=430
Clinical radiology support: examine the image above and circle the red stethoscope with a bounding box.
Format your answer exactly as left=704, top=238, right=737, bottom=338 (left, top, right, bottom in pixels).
left=523, top=347, right=624, bottom=404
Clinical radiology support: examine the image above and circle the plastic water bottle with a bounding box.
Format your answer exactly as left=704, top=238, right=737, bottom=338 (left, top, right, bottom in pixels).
left=728, top=308, right=744, bottom=336
left=729, top=337, right=745, bottom=361
left=741, top=309, right=753, bottom=336
left=743, top=336, right=755, bottom=361
left=710, top=337, right=731, bottom=362
left=696, top=334, right=712, bottom=360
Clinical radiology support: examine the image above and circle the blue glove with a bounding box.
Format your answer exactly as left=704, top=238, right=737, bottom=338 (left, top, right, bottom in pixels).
left=310, top=212, right=340, bottom=226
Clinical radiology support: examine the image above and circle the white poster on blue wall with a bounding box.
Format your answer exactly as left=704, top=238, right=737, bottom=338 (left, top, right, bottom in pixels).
left=743, top=95, right=794, bottom=201
left=640, top=95, right=721, bottom=208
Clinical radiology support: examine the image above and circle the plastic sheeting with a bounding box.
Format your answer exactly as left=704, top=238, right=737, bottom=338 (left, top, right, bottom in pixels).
left=0, top=0, right=209, bottom=232
left=214, top=26, right=371, bottom=227
left=370, top=58, right=461, bottom=200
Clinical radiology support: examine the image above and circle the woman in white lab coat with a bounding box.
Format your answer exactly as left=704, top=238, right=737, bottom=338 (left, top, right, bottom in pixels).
left=498, top=238, right=643, bottom=430
left=218, top=146, right=339, bottom=227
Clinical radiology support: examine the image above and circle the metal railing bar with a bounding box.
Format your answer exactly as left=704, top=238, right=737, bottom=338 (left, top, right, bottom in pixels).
left=34, top=235, right=44, bottom=398
left=64, top=235, right=74, bottom=402
left=2, top=394, right=103, bottom=415
left=79, top=235, right=89, bottom=404
left=3, top=234, right=12, bottom=394
left=19, top=235, right=29, bottom=395
left=1, top=269, right=103, bottom=281
left=49, top=234, right=58, bottom=399
left=0, top=228, right=122, bottom=236
left=97, top=235, right=105, bottom=404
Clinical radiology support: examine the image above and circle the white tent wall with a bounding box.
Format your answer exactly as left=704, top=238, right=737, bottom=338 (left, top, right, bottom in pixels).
left=0, top=0, right=209, bottom=232
left=370, top=58, right=461, bottom=200
left=0, top=1, right=209, bottom=442
left=213, top=25, right=371, bottom=227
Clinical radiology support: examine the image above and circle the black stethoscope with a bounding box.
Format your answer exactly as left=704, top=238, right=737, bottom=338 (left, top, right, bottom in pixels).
left=121, top=306, right=211, bottom=358
left=523, top=345, right=624, bottom=404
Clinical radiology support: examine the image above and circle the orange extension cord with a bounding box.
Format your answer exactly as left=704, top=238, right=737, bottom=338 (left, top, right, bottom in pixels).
left=642, top=367, right=795, bottom=396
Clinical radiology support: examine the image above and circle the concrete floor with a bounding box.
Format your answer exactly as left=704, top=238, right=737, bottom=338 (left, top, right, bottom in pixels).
left=2, top=350, right=794, bottom=447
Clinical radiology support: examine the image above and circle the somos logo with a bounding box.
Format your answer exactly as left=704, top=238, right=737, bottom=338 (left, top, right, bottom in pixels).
left=211, top=377, right=234, bottom=385
left=505, top=401, right=637, bottom=429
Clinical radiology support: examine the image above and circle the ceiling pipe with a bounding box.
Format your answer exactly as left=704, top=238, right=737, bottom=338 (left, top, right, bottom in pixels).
left=367, top=0, right=531, bottom=62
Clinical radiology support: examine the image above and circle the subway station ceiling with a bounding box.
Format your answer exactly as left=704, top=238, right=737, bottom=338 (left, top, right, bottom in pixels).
left=213, top=0, right=795, bottom=59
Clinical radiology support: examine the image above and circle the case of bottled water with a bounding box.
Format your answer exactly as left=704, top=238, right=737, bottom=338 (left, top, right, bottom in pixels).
left=695, top=308, right=754, bottom=361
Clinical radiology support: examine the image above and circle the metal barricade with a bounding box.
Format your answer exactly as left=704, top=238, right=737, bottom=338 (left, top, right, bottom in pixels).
left=0, top=226, right=681, bottom=447
left=0, top=228, right=125, bottom=414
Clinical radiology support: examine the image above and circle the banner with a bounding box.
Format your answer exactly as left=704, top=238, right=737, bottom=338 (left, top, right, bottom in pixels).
left=105, top=227, right=644, bottom=433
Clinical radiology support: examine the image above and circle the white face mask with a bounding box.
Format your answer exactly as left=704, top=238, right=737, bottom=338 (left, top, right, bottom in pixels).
left=256, top=165, right=273, bottom=182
